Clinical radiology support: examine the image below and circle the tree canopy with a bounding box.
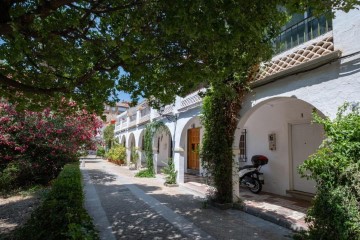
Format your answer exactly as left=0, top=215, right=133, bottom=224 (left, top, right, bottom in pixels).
left=0, top=0, right=358, bottom=114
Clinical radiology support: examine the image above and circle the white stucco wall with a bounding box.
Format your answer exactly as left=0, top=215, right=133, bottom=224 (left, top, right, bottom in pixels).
left=241, top=99, right=320, bottom=195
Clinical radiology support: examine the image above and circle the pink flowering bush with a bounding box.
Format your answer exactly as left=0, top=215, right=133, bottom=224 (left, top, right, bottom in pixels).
left=0, top=102, right=102, bottom=191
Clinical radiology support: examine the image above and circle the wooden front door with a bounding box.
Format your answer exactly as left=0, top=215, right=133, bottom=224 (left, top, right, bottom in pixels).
left=187, top=128, right=200, bottom=170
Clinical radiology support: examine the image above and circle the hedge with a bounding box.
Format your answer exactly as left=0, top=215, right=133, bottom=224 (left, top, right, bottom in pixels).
left=14, top=163, right=99, bottom=240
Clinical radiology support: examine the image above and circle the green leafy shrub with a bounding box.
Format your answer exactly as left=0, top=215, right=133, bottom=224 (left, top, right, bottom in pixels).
left=0, top=160, right=35, bottom=194
left=14, top=163, right=99, bottom=240
left=103, top=124, right=115, bottom=150
left=135, top=169, right=155, bottom=178
left=107, top=145, right=126, bottom=165
left=161, top=158, right=177, bottom=184
left=96, top=147, right=105, bottom=157
left=297, top=103, right=360, bottom=240
left=130, top=147, right=139, bottom=166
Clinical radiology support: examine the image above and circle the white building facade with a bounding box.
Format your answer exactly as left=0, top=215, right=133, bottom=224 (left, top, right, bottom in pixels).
left=115, top=9, right=360, bottom=200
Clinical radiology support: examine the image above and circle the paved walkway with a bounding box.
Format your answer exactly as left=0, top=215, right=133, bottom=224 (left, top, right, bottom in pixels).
left=81, top=159, right=293, bottom=240
left=183, top=174, right=310, bottom=231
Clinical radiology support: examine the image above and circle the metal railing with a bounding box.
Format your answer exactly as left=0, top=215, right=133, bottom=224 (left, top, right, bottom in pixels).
left=273, top=15, right=332, bottom=54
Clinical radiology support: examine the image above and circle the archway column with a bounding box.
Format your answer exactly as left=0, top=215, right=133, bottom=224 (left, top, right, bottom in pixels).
left=232, top=148, right=240, bottom=202
left=126, top=148, right=131, bottom=166
left=153, top=147, right=158, bottom=174
left=136, top=149, right=142, bottom=169
left=174, top=149, right=185, bottom=184
left=174, top=126, right=185, bottom=184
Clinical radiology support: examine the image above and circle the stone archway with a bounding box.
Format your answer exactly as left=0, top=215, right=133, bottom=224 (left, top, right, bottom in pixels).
left=179, top=116, right=202, bottom=175
left=137, top=130, right=146, bottom=165
left=120, top=135, right=126, bottom=147
left=233, top=97, right=325, bottom=198
left=153, top=124, right=172, bottom=170
left=127, top=133, right=136, bottom=166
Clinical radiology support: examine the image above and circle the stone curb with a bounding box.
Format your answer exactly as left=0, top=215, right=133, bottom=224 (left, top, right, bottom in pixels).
left=241, top=205, right=304, bottom=232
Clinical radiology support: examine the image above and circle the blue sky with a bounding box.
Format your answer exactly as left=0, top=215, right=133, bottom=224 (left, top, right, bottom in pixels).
left=117, top=91, right=133, bottom=102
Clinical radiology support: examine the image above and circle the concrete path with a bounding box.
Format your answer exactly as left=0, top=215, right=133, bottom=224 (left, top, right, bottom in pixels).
left=81, top=159, right=293, bottom=240
left=182, top=174, right=310, bottom=231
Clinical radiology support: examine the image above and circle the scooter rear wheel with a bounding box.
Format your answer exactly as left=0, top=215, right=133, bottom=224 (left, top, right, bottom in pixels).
left=249, top=179, right=262, bottom=194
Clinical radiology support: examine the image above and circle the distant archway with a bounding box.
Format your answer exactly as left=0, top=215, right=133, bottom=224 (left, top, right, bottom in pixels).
left=127, top=133, right=136, bottom=149
left=120, top=135, right=126, bottom=147
left=153, top=124, right=172, bottom=167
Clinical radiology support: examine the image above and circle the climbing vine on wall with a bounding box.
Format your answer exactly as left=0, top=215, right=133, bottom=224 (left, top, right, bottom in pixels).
left=201, top=76, right=252, bottom=203
left=136, top=121, right=169, bottom=178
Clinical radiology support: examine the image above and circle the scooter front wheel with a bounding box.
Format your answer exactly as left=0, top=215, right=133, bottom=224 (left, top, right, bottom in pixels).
left=249, top=179, right=262, bottom=194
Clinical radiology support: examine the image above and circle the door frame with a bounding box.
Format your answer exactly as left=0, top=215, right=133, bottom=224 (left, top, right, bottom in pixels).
left=288, top=120, right=312, bottom=191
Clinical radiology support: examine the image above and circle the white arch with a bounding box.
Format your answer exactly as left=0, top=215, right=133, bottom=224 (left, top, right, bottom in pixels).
left=120, top=135, right=126, bottom=147
left=178, top=116, right=202, bottom=170
left=127, top=133, right=136, bottom=148
left=232, top=96, right=326, bottom=199
left=234, top=97, right=326, bottom=147
left=152, top=124, right=172, bottom=168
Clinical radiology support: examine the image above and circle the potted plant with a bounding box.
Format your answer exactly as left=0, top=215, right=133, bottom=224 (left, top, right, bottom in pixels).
left=130, top=147, right=139, bottom=169
left=161, top=158, right=178, bottom=187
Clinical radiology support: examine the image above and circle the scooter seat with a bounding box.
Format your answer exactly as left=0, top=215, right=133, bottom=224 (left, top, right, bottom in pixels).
left=239, top=165, right=255, bottom=170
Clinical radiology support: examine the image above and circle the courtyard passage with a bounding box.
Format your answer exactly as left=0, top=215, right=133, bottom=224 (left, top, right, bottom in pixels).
left=81, top=159, right=292, bottom=240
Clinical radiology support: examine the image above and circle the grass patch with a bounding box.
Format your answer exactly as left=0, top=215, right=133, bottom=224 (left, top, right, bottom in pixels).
left=13, top=163, right=99, bottom=240
left=135, top=169, right=155, bottom=178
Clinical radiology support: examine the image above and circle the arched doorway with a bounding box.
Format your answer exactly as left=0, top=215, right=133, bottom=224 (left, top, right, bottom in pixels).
left=235, top=97, right=325, bottom=196
left=138, top=130, right=146, bottom=166
left=128, top=133, right=136, bottom=166
left=179, top=116, right=202, bottom=175
left=153, top=125, right=172, bottom=169
left=120, top=135, right=126, bottom=147
left=128, top=133, right=136, bottom=149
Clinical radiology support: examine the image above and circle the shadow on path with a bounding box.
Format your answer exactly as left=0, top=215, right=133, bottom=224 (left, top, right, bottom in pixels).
left=83, top=166, right=293, bottom=240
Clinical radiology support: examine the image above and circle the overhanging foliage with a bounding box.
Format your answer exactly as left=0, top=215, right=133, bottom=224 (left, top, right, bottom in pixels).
left=103, top=124, right=115, bottom=150
left=1, top=1, right=357, bottom=113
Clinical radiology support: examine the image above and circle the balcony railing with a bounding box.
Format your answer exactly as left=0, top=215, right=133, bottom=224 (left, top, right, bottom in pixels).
left=153, top=104, right=173, bottom=118
left=254, top=34, right=335, bottom=83
left=138, top=114, right=150, bottom=125
left=127, top=114, right=136, bottom=128
left=179, top=88, right=205, bottom=111
left=114, top=125, right=121, bottom=132
left=129, top=121, right=136, bottom=128
left=273, top=15, right=332, bottom=54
